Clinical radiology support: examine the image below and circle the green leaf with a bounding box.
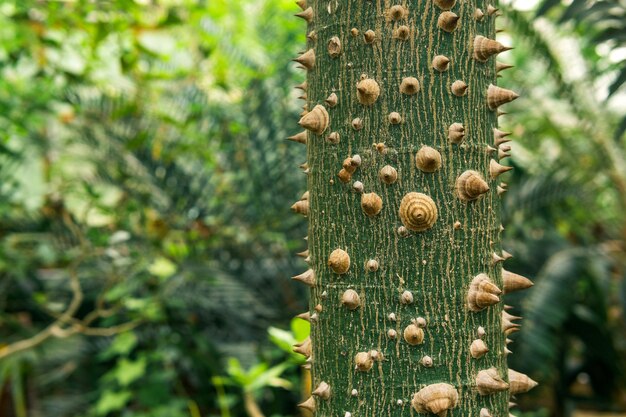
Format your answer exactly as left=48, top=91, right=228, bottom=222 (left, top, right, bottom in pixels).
left=267, top=327, right=296, bottom=353
left=246, top=363, right=290, bottom=393
left=114, top=356, right=147, bottom=386
left=100, top=331, right=138, bottom=360
left=95, top=389, right=132, bottom=416
left=290, top=317, right=310, bottom=342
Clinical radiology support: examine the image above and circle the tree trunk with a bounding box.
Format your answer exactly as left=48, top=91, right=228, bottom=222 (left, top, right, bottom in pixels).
left=291, top=1, right=536, bottom=417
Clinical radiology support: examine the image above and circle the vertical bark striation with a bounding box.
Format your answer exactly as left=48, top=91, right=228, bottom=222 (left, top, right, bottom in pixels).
left=291, top=1, right=536, bottom=417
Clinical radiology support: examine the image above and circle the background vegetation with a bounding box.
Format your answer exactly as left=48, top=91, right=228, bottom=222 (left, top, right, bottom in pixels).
left=0, top=0, right=624, bottom=416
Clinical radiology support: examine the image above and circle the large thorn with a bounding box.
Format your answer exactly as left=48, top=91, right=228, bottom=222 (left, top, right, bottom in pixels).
left=502, top=269, right=533, bottom=294
left=476, top=368, right=509, bottom=395
left=293, top=49, right=316, bottom=70
left=487, top=84, right=519, bottom=110
left=508, top=369, right=538, bottom=394
left=474, top=35, right=511, bottom=62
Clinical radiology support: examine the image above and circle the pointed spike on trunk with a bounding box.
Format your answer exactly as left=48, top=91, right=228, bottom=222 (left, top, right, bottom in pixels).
left=503, top=310, right=522, bottom=322
left=468, top=274, right=501, bottom=311
left=502, top=318, right=520, bottom=335
left=502, top=249, right=513, bottom=260
left=494, top=138, right=511, bottom=147
left=295, top=7, right=313, bottom=23
left=296, top=311, right=311, bottom=321
left=438, top=11, right=460, bottom=33
left=410, top=383, right=459, bottom=416
left=494, top=128, right=511, bottom=142
left=470, top=339, right=489, bottom=359
left=312, top=381, right=331, bottom=399
left=295, top=80, right=307, bottom=91
left=293, top=336, right=312, bottom=357
left=496, top=61, right=514, bottom=73
left=508, top=369, right=539, bottom=394
left=476, top=292, right=501, bottom=307
left=483, top=280, right=502, bottom=295
left=298, top=396, right=316, bottom=412
left=291, top=200, right=309, bottom=216
left=490, top=159, right=513, bottom=179
left=487, top=84, right=519, bottom=110
left=497, top=185, right=507, bottom=196
left=492, top=252, right=505, bottom=265
left=498, top=149, right=511, bottom=160
left=325, top=92, right=338, bottom=107
left=476, top=368, right=509, bottom=395
left=474, top=36, right=511, bottom=62
left=292, top=269, right=316, bottom=287
left=296, top=249, right=309, bottom=258
left=502, top=269, right=534, bottom=294
left=287, top=131, right=308, bottom=145
left=293, top=48, right=316, bottom=69
left=498, top=143, right=512, bottom=159
left=298, top=104, right=329, bottom=135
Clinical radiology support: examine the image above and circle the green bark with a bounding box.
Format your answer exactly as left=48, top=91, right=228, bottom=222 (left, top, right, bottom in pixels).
left=292, top=1, right=534, bottom=417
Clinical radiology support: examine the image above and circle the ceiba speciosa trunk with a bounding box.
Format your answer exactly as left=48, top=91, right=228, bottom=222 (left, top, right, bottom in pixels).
left=290, top=1, right=536, bottom=417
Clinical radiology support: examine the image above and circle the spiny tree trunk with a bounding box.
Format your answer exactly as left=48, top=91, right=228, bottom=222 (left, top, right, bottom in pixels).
left=290, top=1, right=537, bottom=417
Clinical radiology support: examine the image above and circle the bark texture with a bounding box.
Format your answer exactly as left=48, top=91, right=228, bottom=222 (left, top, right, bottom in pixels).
left=292, top=1, right=535, bottom=417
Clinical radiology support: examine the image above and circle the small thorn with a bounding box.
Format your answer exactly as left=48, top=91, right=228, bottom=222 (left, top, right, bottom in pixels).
left=298, top=396, right=316, bottom=412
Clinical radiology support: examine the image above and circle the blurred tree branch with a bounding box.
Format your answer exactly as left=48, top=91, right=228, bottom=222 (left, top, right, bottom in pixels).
left=0, top=264, right=140, bottom=360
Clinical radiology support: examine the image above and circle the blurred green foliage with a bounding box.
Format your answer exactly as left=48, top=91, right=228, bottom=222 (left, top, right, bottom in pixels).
left=0, top=0, right=624, bottom=417
left=0, top=0, right=308, bottom=416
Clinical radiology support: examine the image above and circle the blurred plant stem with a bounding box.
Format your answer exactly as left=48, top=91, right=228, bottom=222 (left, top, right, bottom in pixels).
left=243, top=392, right=264, bottom=417
left=213, top=377, right=231, bottom=417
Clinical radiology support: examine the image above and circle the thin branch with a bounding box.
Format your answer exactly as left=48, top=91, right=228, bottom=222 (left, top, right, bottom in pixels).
left=0, top=263, right=138, bottom=360
left=78, top=320, right=141, bottom=337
